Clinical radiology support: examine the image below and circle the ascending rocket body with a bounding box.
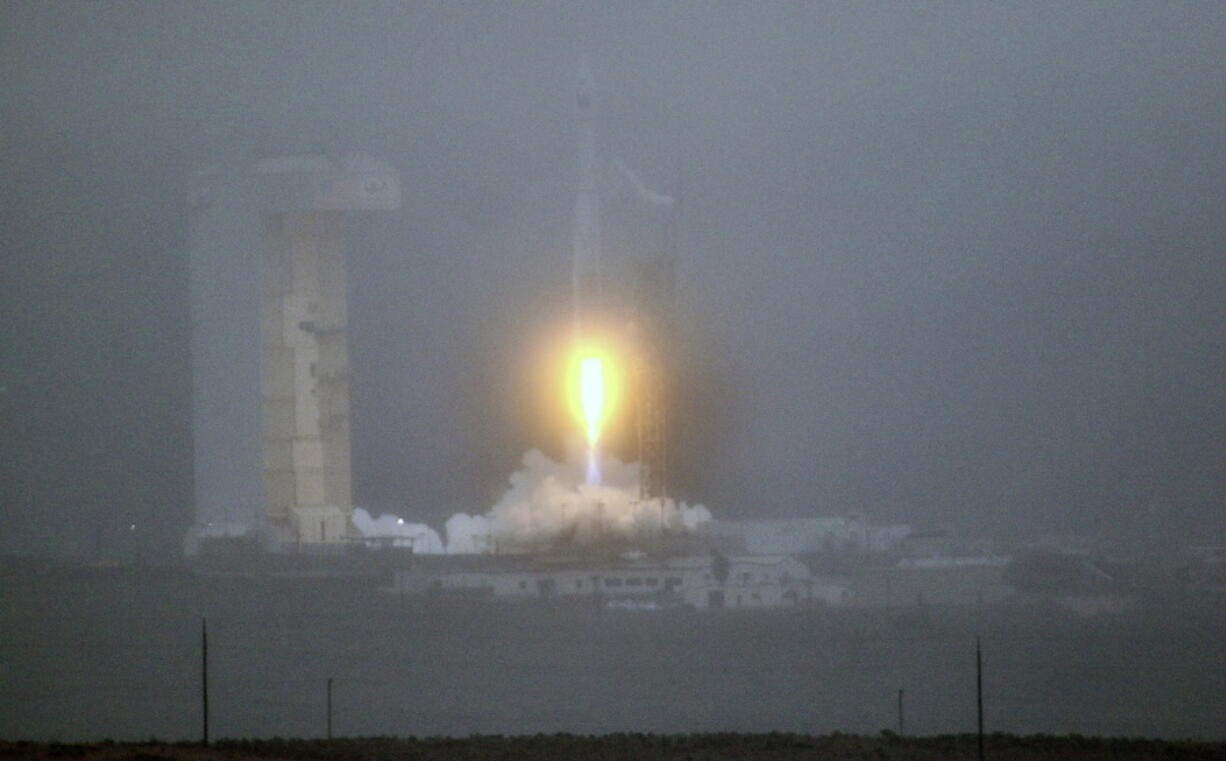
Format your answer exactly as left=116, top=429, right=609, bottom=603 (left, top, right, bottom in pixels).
left=571, top=60, right=608, bottom=487
left=572, top=59, right=602, bottom=332
left=567, top=60, right=673, bottom=489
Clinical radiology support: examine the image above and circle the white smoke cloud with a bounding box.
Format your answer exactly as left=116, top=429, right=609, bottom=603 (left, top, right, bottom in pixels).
left=444, top=512, right=492, bottom=554
left=351, top=508, right=445, bottom=553
left=356, top=444, right=711, bottom=554
left=459, top=444, right=710, bottom=553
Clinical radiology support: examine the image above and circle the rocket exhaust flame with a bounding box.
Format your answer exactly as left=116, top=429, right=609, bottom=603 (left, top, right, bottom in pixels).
left=579, top=356, right=604, bottom=484
left=568, top=346, right=616, bottom=486
left=580, top=357, right=604, bottom=445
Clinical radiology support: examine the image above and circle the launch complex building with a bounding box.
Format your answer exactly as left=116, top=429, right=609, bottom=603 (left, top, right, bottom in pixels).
left=187, top=154, right=399, bottom=548
left=186, top=65, right=678, bottom=552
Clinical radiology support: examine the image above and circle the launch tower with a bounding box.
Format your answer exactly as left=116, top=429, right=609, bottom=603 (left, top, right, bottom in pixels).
left=633, top=246, right=676, bottom=501
left=187, top=154, right=399, bottom=549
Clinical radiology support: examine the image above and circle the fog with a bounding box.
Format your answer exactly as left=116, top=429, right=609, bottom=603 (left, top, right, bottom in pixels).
left=0, top=0, right=1224, bottom=743
left=2, top=1, right=1221, bottom=550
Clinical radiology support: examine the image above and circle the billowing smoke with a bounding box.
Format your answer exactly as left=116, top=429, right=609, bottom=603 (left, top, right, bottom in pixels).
left=351, top=509, right=444, bottom=553
left=355, top=443, right=711, bottom=554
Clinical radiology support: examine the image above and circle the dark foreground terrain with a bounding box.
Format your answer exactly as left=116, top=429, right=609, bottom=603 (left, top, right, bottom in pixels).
left=3, top=564, right=1225, bottom=741
left=4, top=734, right=1226, bottom=761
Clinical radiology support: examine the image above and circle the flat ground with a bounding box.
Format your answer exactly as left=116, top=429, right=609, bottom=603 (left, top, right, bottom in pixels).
left=4, top=734, right=1226, bottom=761
left=2, top=566, right=1225, bottom=741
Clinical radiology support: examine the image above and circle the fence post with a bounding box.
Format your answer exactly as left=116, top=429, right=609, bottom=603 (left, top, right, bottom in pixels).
left=897, top=688, right=904, bottom=735
left=201, top=617, right=209, bottom=745
left=976, top=636, right=984, bottom=761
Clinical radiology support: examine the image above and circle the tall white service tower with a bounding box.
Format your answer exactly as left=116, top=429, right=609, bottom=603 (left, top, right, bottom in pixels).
left=186, top=154, right=399, bottom=551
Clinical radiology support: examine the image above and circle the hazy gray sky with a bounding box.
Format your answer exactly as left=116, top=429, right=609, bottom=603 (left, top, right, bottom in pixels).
left=2, top=1, right=1223, bottom=554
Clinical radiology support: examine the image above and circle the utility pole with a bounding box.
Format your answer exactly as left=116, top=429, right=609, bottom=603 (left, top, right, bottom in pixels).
left=326, top=677, right=333, bottom=739
left=897, top=688, right=905, bottom=736
left=201, top=617, right=209, bottom=745
left=976, top=636, right=984, bottom=761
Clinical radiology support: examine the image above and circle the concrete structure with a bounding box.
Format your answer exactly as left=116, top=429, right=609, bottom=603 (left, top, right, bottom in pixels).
left=393, top=554, right=850, bottom=609
left=187, top=154, right=399, bottom=549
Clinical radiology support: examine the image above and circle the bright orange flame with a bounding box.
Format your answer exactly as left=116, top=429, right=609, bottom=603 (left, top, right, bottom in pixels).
left=579, top=356, right=604, bottom=446
left=565, top=344, right=620, bottom=451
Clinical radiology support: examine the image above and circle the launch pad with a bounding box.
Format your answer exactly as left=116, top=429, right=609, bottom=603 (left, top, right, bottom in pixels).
left=185, top=61, right=681, bottom=558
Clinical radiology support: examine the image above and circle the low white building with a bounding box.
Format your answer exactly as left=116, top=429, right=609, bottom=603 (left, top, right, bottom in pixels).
left=392, top=554, right=850, bottom=609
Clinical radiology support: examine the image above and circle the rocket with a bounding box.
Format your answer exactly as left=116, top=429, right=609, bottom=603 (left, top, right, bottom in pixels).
left=572, top=58, right=601, bottom=332
left=571, top=59, right=608, bottom=486
left=567, top=59, right=672, bottom=487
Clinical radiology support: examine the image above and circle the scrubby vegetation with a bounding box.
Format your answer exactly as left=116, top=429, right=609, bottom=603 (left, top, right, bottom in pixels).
left=4, top=733, right=1225, bottom=761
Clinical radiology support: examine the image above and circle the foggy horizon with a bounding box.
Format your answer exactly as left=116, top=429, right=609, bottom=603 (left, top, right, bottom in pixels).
left=2, top=1, right=1223, bottom=557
